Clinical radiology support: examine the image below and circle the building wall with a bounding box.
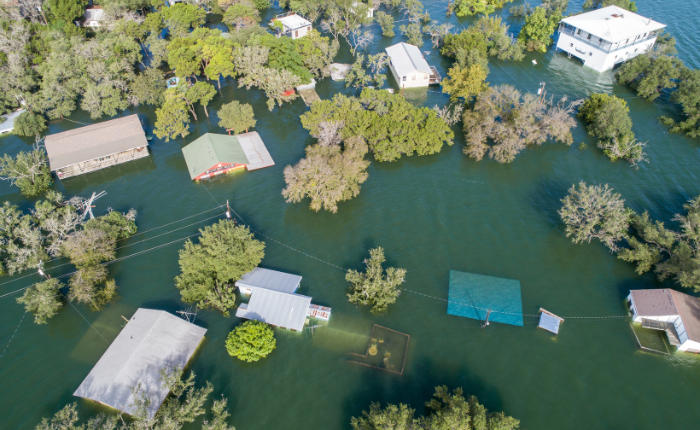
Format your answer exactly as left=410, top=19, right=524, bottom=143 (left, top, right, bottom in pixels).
left=627, top=293, right=690, bottom=346
left=289, top=25, right=311, bottom=39
left=556, top=32, right=657, bottom=73
left=195, top=163, right=245, bottom=181
left=56, top=147, right=149, bottom=179
left=389, top=63, right=430, bottom=88
left=678, top=339, right=700, bottom=353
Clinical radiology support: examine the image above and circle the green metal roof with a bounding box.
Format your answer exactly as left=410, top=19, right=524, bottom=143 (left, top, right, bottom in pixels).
left=181, top=133, right=250, bottom=179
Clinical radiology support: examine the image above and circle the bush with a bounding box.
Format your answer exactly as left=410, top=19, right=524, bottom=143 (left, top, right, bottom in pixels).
left=225, top=320, right=276, bottom=362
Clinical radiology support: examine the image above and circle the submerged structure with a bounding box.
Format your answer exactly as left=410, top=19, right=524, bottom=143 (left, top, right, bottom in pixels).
left=385, top=42, right=440, bottom=88
left=181, top=132, right=274, bottom=181
left=235, top=268, right=331, bottom=331
left=447, top=270, right=524, bottom=327
left=74, top=309, right=207, bottom=418
left=0, top=109, right=25, bottom=135
left=270, top=12, right=312, bottom=39
left=628, top=289, right=700, bottom=353
left=45, top=114, right=150, bottom=179
left=347, top=325, right=410, bottom=375
left=556, top=6, right=666, bottom=73
left=538, top=308, right=564, bottom=334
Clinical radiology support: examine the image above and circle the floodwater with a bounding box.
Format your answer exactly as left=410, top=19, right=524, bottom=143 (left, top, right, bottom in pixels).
left=2, top=0, right=700, bottom=428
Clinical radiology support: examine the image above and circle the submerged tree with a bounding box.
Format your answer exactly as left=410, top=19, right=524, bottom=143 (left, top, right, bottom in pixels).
left=559, top=182, right=631, bottom=252
left=225, top=320, right=276, bottom=362
left=175, top=220, right=265, bottom=316
left=217, top=100, right=256, bottom=135
left=375, top=11, right=395, bottom=37
left=12, top=112, right=47, bottom=137
left=0, top=144, right=52, bottom=197
left=441, top=63, right=488, bottom=102
left=154, top=91, right=191, bottom=141
left=517, top=6, right=562, bottom=52
left=346, top=247, right=406, bottom=314
left=16, top=278, right=64, bottom=324
left=453, top=0, right=514, bottom=18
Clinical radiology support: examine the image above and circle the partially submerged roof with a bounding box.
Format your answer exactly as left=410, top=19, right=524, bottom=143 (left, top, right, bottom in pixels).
left=236, top=288, right=311, bottom=331
left=276, top=14, right=311, bottom=30
left=182, top=133, right=249, bottom=180
left=561, top=6, right=666, bottom=43
left=236, top=131, right=274, bottom=171
left=235, top=267, right=302, bottom=294
left=74, top=309, right=206, bottom=418
left=84, top=5, right=105, bottom=21
left=670, top=290, right=700, bottom=343
left=45, top=114, right=148, bottom=171
left=0, top=109, right=25, bottom=135
left=447, top=271, right=523, bottom=327
left=538, top=309, right=564, bottom=335
left=385, top=42, right=432, bottom=77
left=631, top=289, right=700, bottom=343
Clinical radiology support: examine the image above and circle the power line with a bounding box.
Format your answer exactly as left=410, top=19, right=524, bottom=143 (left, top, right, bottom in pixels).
left=0, top=311, right=27, bottom=362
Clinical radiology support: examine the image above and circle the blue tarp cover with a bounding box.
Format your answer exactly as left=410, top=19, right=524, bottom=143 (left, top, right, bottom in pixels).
left=447, top=271, right=524, bottom=327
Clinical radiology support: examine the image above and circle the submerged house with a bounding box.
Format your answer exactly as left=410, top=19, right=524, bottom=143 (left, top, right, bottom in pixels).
left=81, top=5, right=105, bottom=28
left=235, top=268, right=331, bottom=332
left=270, top=12, right=312, bottom=39
left=0, top=109, right=25, bottom=135
left=385, top=42, right=440, bottom=88
left=181, top=132, right=274, bottom=181
left=74, top=309, right=207, bottom=418
left=628, top=289, right=700, bottom=353
left=45, top=114, right=150, bottom=179
left=556, top=6, right=666, bottom=73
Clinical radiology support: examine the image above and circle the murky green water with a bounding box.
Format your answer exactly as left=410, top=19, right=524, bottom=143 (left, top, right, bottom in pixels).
left=2, top=1, right=700, bottom=428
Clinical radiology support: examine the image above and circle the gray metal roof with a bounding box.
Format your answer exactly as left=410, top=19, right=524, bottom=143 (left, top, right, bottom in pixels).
left=235, top=268, right=302, bottom=294
left=45, top=114, right=149, bottom=171
left=385, top=42, right=432, bottom=77
left=236, top=131, right=275, bottom=171
left=0, top=109, right=26, bottom=135
left=236, top=288, right=311, bottom=331
left=73, top=309, right=206, bottom=418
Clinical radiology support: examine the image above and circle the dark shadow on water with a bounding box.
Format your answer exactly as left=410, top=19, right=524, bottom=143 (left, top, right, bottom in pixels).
left=529, top=176, right=571, bottom=226
left=59, top=156, right=157, bottom=195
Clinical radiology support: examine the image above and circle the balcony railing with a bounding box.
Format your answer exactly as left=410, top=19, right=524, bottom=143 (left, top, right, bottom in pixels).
left=559, top=25, right=659, bottom=54
left=429, top=66, right=441, bottom=84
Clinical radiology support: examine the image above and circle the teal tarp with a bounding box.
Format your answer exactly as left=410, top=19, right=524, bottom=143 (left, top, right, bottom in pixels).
left=447, top=270, right=523, bottom=327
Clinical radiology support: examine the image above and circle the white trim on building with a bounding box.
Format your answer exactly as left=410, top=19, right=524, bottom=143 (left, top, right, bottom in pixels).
left=271, top=13, right=312, bottom=39
left=385, top=42, right=437, bottom=88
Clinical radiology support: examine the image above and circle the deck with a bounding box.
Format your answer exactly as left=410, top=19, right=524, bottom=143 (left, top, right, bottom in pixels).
left=429, top=66, right=441, bottom=85
left=298, top=89, right=321, bottom=106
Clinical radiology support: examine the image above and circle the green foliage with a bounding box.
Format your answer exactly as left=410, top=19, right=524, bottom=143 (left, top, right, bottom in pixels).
left=559, top=182, right=631, bottom=252
left=344, top=53, right=389, bottom=90
left=0, top=146, right=52, bottom=197
left=351, top=386, right=519, bottom=430
left=222, top=3, right=261, bottom=30
left=85, top=209, right=138, bottom=241
left=130, top=66, right=166, bottom=107
left=175, top=221, right=265, bottom=316
left=300, top=89, right=454, bottom=163
left=616, top=55, right=685, bottom=101
left=454, top=0, right=513, bottom=17
left=217, top=101, right=256, bottom=134
left=154, top=91, right=191, bottom=141
left=441, top=63, right=488, bottom=102
left=225, top=320, right=276, bottom=362
left=583, top=0, right=636, bottom=12
left=346, top=247, right=406, bottom=314
left=16, top=278, right=64, bottom=324
left=517, top=7, right=561, bottom=52
left=260, top=34, right=314, bottom=84
left=186, top=81, right=217, bottom=118
left=48, top=0, right=88, bottom=24
left=13, top=112, right=47, bottom=137
left=399, top=22, right=423, bottom=47
left=660, top=68, right=700, bottom=138
left=442, top=16, right=524, bottom=62
left=163, top=3, right=207, bottom=37
left=375, top=11, right=395, bottom=37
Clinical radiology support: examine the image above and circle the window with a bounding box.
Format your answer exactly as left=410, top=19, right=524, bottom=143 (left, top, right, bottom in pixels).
left=295, top=30, right=298, bottom=38
left=587, top=34, right=592, bottom=40
left=570, top=43, right=573, bottom=47
left=412, top=75, right=416, bottom=80
left=577, top=29, right=581, bottom=35
left=589, top=52, right=592, bottom=56
left=402, top=76, right=406, bottom=81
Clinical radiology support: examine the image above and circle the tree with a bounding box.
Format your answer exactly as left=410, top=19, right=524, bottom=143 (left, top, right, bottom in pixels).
left=375, top=11, right=395, bottom=37
left=346, top=247, right=406, bottom=314
left=583, top=0, right=636, bottom=12
left=154, top=92, right=191, bottom=141
left=462, top=85, right=581, bottom=163
left=441, top=63, right=488, bottom=102
left=399, top=22, right=422, bottom=47
left=0, top=145, right=52, bottom=197
left=442, top=16, right=524, bottom=62
left=130, top=66, right=166, bottom=107
left=225, top=320, right=276, bottom=362
left=185, top=81, right=217, bottom=118
left=175, top=221, right=265, bottom=316
left=518, top=7, right=561, bottom=53
left=222, top=3, right=261, bottom=31
left=559, top=182, right=630, bottom=252
left=47, top=0, right=87, bottom=24
left=283, top=136, right=370, bottom=213
left=16, top=278, right=64, bottom=324
left=344, top=54, right=388, bottom=90
left=162, top=3, right=206, bottom=37
left=578, top=93, right=646, bottom=165
left=217, top=101, right=256, bottom=134
left=453, top=0, right=513, bottom=17
left=660, top=68, right=700, bottom=138
left=13, top=112, right=47, bottom=137
left=351, top=386, right=519, bottom=430
left=616, top=55, right=685, bottom=101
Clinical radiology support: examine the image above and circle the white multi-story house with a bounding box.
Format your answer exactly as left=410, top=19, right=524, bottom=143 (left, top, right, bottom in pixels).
left=627, top=289, right=700, bottom=353
left=556, top=5, right=666, bottom=73
left=270, top=12, right=312, bottom=39
left=385, top=42, right=440, bottom=89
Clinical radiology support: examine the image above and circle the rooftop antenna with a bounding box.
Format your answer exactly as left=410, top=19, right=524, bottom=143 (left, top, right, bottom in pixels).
left=177, top=307, right=197, bottom=323
left=481, top=309, right=492, bottom=328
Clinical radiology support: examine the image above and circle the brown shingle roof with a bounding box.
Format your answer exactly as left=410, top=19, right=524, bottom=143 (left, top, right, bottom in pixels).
left=630, top=289, right=677, bottom=316
left=670, top=290, right=700, bottom=343
left=45, top=115, right=148, bottom=171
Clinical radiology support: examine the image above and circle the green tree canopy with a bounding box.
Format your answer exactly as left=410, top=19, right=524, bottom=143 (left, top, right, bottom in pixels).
left=517, top=6, right=562, bottom=53
left=48, top=0, right=88, bottom=24
left=225, top=320, right=276, bottom=362
left=154, top=91, right=191, bottom=141
left=175, top=220, right=265, bottom=316
left=441, top=63, right=488, bottom=102
left=163, top=3, right=207, bottom=37
left=442, top=16, right=524, bottom=62
left=0, top=145, right=52, bottom=197
left=616, top=55, right=685, bottom=101
left=16, top=278, right=64, bottom=324
left=217, top=100, right=256, bottom=134
left=453, top=0, right=513, bottom=18
left=346, top=247, right=406, bottom=314
left=13, top=112, right=48, bottom=137
left=583, top=0, right=636, bottom=12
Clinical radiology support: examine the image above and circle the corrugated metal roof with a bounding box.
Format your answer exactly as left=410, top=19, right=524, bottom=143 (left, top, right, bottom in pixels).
left=73, top=309, right=206, bottom=418
left=561, top=6, right=665, bottom=43
left=0, top=109, right=25, bottom=134
left=235, top=267, right=301, bottom=294
left=236, top=288, right=311, bottom=331
left=385, top=42, right=432, bottom=77
left=45, top=114, right=149, bottom=171
left=236, top=131, right=275, bottom=171
left=538, top=309, right=563, bottom=334
left=181, top=133, right=249, bottom=180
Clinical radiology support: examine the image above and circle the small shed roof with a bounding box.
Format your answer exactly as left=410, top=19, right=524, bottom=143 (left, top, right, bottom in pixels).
left=631, top=289, right=700, bottom=343
left=561, top=6, right=665, bottom=43
left=235, top=267, right=302, bottom=294
left=74, top=309, right=206, bottom=418
left=236, top=131, right=274, bottom=171
left=538, top=309, right=564, bottom=334
left=182, top=133, right=249, bottom=180
left=84, top=5, right=105, bottom=21
left=385, top=42, right=432, bottom=77
left=45, top=114, right=148, bottom=171
left=236, top=288, right=311, bottom=331
left=0, top=109, right=26, bottom=134
left=276, top=14, right=311, bottom=30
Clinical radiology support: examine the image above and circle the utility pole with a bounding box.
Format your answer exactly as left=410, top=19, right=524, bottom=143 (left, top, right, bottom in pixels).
left=481, top=308, right=491, bottom=329
left=225, top=200, right=232, bottom=219
left=538, top=82, right=546, bottom=102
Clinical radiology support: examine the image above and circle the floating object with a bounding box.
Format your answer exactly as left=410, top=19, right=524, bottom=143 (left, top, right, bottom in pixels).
left=538, top=308, right=564, bottom=334
left=532, top=59, right=537, bottom=65
left=330, top=63, right=352, bottom=80
left=369, top=347, right=378, bottom=356
left=166, top=77, right=179, bottom=88
left=282, top=89, right=295, bottom=97
left=347, top=325, right=410, bottom=375
left=447, top=271, right=523, bottom=327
